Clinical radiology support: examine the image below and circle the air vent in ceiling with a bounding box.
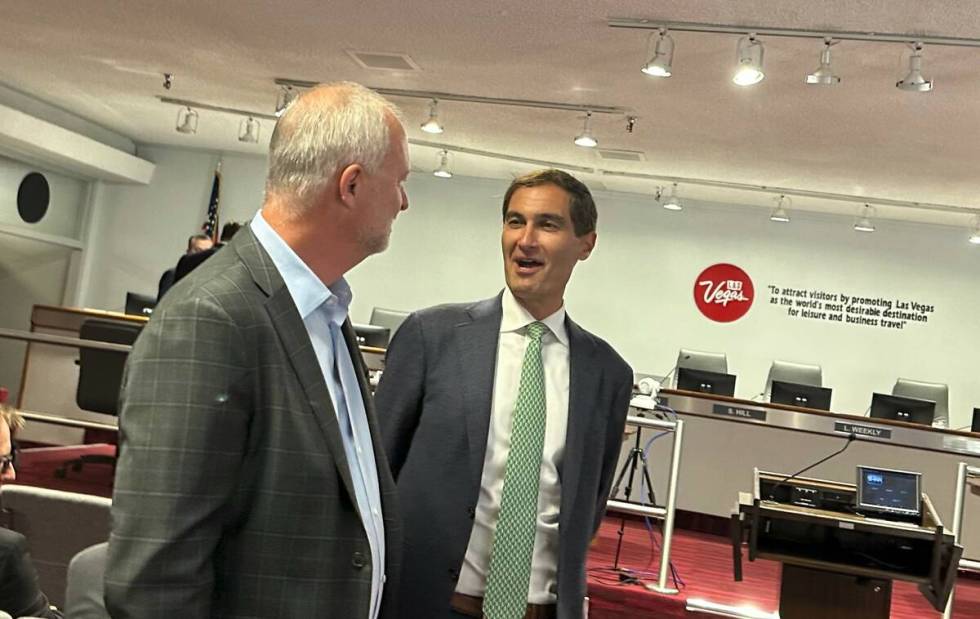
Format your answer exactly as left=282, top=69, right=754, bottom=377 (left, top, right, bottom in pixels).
left=596, top=148, right=646, bottom=162
left=346, top=50, right=421, bottom=71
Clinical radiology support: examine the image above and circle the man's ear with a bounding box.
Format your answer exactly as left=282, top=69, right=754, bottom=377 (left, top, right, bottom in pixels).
left=337, top=163, right=364, bottom=208
left=578, top=231, right=597, bottom=261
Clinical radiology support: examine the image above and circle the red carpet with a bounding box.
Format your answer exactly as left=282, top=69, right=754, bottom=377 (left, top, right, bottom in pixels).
left=13, top=449, right=980, bottom=617
left=587, top=516, right=980, bottom=618
left=14, top=444, right=115, bottom=498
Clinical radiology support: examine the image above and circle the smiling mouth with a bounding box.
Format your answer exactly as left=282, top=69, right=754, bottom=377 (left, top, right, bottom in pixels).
left=514, top=258, right=544, bottom=274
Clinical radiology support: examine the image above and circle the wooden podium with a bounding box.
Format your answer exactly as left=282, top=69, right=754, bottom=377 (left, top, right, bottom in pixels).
left=731, top=470, right=961, bottom=619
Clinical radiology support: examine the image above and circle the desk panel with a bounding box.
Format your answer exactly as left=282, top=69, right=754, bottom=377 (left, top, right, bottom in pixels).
left=625, top=390, right=980, bottom=559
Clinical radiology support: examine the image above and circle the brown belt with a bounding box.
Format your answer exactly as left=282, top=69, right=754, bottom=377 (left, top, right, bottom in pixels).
left=450, top=592, right=557, bottom=619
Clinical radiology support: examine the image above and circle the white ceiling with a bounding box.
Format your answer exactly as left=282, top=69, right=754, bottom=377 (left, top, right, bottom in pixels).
left=3, top=1, right=980, bottom=228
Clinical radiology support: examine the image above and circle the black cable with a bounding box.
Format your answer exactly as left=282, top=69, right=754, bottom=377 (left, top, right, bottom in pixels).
left=765, top=433, right=856, bottom=500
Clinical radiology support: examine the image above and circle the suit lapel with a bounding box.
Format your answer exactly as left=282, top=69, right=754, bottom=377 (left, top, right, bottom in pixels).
left=341, top=319, right=402, bottom=560
left=559, top=317, right=599, bottom=532
left=233, top=228, right=359, bottom=507
left=455, top=295, right=504, bottom=486
left=339, top=318, right=395, bottom=496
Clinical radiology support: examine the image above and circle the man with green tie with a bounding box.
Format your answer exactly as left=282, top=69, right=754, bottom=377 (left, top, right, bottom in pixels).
left=376, top=169, right=633, bottom=618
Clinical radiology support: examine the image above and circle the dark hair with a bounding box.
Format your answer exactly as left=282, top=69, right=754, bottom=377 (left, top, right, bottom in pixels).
left=220, top=222, right=243, bottom=242
left=501, top=169, right=597, bottom=236
left=186, top=233, right=211, bottom=250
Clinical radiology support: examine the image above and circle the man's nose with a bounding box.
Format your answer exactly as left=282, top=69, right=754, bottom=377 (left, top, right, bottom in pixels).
left=518, top=225, right=539, bottom=248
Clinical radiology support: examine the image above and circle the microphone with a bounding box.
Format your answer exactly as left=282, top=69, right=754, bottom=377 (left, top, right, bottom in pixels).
left=765, top=433, right=857, bottom=501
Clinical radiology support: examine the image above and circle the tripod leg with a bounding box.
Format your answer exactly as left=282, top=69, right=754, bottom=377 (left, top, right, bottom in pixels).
left=611, top=427, right=644, bottom=500
left=610, top=452, right=633, bottom=499
left=642, top=461, right=657, bottom=506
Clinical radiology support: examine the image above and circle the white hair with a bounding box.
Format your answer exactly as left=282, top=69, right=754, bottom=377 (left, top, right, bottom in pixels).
left=264, top=81, right=402, bottom=210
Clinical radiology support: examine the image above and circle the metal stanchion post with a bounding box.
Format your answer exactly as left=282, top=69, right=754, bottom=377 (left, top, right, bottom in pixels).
left=649, top=418, right=684, bottom=595
left=944, top=462, right=972, bottom=619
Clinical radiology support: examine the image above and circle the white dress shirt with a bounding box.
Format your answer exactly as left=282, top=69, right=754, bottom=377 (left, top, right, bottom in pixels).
left=456, top=288, right=570, bottom=604
left=251, top=211, right=385, bottom=619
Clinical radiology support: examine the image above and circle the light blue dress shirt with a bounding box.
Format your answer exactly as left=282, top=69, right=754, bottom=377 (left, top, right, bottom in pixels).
left=251, top=211, right=385, bottom=619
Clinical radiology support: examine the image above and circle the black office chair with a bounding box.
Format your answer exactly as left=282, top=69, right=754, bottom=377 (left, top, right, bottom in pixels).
left=55, top=319, right=142, bottom=478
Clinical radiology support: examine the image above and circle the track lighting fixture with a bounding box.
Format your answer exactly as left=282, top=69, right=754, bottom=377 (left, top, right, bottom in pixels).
left=733, top=34, right=765, bottom=86
left=574, top=112, right=598, bottom=148
left=854, top=205, right=876, bottom=232
left=641, top=28, right=674, bottom=77
left=969, top=217, right=980, bottom=244
left=896, top=42, right=933, bottom=92
left=163, top=73, right=174, bottom=90
left=275, top=85, right=296, bottom=117
left=612, top=19, right=980, bottom=90
left=433, top=150, right=453, bottom=178
left=239, top=117, right=260, bottom=143
left=770, top=195, right=791, bottom=222
left=806, top=38, right=841, bottom=85
left=175, top=106, right=198, bottom=134
left=420, top=99, right=444, bottom=134
left=662, top=183, right=682, bottom=211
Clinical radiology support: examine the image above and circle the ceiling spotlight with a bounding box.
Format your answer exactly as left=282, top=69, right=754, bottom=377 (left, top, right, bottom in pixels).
left=641, top=28, right=675, bottom=77
left=896, top=42, right=933, bottom=92
left=770, top=195, right=791, bottom=222
left=433, top=150, right=453, bottom=178
left=163, top=73, right=174, bottom=90
left=733, top=34, right=765, bottom=86
left=854, top=204, right=876, bottom=232
left=175, top=106, right=198, bottom=134
left=574, top=112, right=598, bottom=148
left=806, top=38, right=841, bottom=85
left=969, top=217, right=980, bottom=244
left=420, top=99, right=444, bottom=134
left=662, top=183, right=683, bottom=211
left=275, top=85, right=297, bottom=117
left=239, top=117, right=260, bottom=143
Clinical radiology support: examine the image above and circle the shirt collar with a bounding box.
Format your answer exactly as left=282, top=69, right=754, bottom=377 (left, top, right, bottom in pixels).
left=250, top=211, right=352, bottom=321
left=500, top=287, right=568, bottom=347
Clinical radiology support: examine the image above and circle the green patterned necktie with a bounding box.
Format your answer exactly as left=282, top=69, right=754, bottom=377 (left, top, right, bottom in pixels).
left=484, top=321, right=549, bottom=619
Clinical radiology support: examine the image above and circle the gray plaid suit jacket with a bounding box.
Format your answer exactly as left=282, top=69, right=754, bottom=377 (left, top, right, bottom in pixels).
left=105, top=227, right=401, bottom=618
left=375, top=294, right=632, bottom=619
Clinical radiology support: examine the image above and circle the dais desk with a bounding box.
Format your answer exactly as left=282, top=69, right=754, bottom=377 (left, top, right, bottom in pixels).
left=632, top=389, right=980, bottom=559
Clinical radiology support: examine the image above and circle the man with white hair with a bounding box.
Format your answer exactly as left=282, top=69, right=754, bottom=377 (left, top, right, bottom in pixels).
left=106, top=82, right=410, bottom=618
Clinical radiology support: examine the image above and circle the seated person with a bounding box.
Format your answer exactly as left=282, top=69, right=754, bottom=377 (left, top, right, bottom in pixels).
left=172, top=222, right=243, bottom=286
left=0, top=395, right=62, bottom=618
left=157, top=234, right=213, bottom=301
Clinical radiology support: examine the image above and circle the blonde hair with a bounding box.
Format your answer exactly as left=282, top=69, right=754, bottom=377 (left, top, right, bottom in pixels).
left=0, top=404, right=24, bottom=431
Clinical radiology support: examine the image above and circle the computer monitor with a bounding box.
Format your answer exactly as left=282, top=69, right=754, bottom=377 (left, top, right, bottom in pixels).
left=675, top=367, right=736, bottom=397
left=124, top=292, right=156, bottom=317
left=369, top=307, right=410, bottom=343
left=353, top=324, right=390, bottom=349
left=770, top=380, right=833, bottom=411
left=856, top=466, right=921, bottom=521
left=869, top=392, right=936, bottom=426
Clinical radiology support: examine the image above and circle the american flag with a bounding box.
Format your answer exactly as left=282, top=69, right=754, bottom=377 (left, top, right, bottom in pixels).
left=202, top=163, right=221, bottom=243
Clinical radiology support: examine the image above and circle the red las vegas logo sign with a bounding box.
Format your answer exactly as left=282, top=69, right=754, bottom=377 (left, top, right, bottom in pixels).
left=693, top=263, right=754, bottom=323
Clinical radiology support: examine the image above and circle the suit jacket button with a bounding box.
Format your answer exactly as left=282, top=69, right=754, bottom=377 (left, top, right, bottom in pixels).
left=448, top=567, right=459, bottom=580
left=352, top=552, right=366, bottom=569
left=467, top=506, right=475, bottom=519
